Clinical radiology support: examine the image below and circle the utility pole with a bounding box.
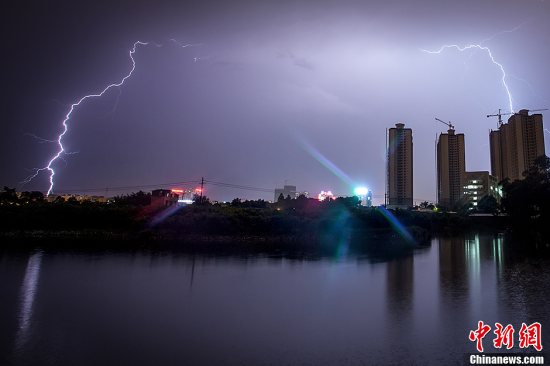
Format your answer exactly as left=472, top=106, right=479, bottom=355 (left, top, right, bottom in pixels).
left=434, top=133, right=437, bottom=206
left=199, top=177, right=204, bottom=204
left=385, top=128, right=388, bottom=207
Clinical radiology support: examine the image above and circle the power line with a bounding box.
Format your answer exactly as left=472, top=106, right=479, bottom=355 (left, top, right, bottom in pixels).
left=204, top=180, right=273, bottom=193
left=53, top=180, right=201, bottom=194
left=52, top=179, right=273, bottom=195
left=50, top=177, right=436, bottom=202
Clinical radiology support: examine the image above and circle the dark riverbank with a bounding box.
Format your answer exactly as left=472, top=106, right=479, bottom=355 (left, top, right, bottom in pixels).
left=0, top=200, right=539, bottom=249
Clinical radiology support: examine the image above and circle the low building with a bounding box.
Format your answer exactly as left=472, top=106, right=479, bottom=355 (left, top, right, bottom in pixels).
left=318, top=190, right=335, bottom=201
left=274, top=185, right=297, bottom=202
left=151, top=189, right=179, bottom=208
left=462, top=171, right=501, bottom=208
left=364, top=190, right=373, bottom=207
left=296, top=191, right=309, bottom=198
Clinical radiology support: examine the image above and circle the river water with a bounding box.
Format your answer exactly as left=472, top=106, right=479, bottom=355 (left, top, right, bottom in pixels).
left=1, top=233, right=549, bottom=365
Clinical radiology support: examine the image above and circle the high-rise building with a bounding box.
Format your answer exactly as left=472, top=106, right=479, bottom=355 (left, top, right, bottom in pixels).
left=387, top=123, right=413, bottom=208
left=490, top=109, right=545, bottom=182
left=437, top=128, right=465, bottom=209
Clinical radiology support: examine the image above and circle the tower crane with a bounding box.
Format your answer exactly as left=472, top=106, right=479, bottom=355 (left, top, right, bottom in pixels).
left=486, top=108, right=548, bottom=128
left=435, top=117, right=454, bottom=131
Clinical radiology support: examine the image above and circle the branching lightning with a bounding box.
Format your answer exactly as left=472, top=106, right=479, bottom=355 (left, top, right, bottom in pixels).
left=23, top=41, right=150, bottom=195
left=24, top=133, right=57, bottom=144
left=478, top=24, right=524, bottom=45
left=170, top=39, right=199, bottom=49
left=421, top=25, right=529, bottom=114
left=23, top=39, right=201, bottom=195
left=421, top=44, right=514, bottom=113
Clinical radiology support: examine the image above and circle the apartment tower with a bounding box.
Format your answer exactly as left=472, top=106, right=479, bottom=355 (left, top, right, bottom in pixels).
left=437, top=128, right=465, bottom=209
left=490, top=109, right=545, bottom=182
left=387, top=123, right=413, bottom=208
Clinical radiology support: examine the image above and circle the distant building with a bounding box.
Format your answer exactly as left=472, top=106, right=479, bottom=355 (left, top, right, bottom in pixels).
left=437, top=127, right=465, bottom=209
left=170, top=188, right=195, bottom=205
left=318, top=190, right=335, bottom=201
left=387, top=123, right=413, bottom=208
left=151, top=189, right=178, bottom=208
left=354, top=187, right=373, bottom=207
left=274, top=185, right=297, bottom=202
left=490, top=109, right=545, bottom=182
left=364, top=190, right=373, bottom=207
left=46, top=194, right=107, bottom=203
left=462, top=171, right=501, bottom=208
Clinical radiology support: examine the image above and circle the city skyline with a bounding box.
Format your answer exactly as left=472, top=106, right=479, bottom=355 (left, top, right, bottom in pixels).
left=2, top=0, right=550, bottom=204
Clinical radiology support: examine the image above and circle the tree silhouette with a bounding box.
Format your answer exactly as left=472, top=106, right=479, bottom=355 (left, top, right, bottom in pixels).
left=477, top=195, right=498, bottom=215
left=193, top=193, right=210, bottom=206
left=501, top=155, right=550, bottom=223
left=0, top=187, right=18, bottom=204
left=114, top=191, right=151, bottom=206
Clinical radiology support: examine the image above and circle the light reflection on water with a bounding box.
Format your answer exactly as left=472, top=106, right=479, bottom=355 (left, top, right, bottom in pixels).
left=14, top=251, right=42, bottom=354
left=2, top=233, right=549, bottom=365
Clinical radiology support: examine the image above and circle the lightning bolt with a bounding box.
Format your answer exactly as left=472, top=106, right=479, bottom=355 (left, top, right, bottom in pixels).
left=170, top=39, right=209, bottom=63
left=170, top=39, right=199, bottom=49
left=23, top=41, right=150, bottom=195
left=24, top=39, right=200, bottom=195
left=421, top=44, right=514, bottom=113
left=24, top=133, right=57, bottom=144
left=478, top=24, right=524, bottom=45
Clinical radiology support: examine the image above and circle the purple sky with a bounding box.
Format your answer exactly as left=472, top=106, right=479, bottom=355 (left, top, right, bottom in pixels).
left=2, top=0, right=549, bottom=204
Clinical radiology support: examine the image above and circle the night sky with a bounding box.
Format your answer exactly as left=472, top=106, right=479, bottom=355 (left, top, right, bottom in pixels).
left=2, top=0, right=549, bottom=204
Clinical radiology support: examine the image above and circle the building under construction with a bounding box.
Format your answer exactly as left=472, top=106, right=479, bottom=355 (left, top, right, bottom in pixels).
left=489, top=109, right=545, bottom=182
left=436, top=125, right=465, bottom=209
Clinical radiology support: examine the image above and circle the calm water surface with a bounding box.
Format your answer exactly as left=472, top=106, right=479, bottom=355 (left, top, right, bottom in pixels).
left=1, top=233, right=549, bottom=365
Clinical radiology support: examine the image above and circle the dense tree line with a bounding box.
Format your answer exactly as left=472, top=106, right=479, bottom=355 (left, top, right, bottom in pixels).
left=113, top=191, right=151, bottom=206
left=0, top=187, right=141, bottom=231
left=0, top=187, right=44, bottom=204
left=501, top=155, right=550, bottom=226
left=4, top=155, right=549, bottom=239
